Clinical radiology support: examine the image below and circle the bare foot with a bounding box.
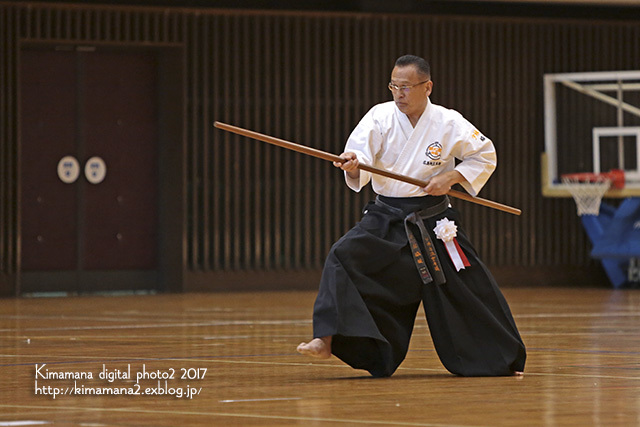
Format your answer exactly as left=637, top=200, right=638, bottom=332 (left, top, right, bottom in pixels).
left=296, top=336, right=332, bottom=359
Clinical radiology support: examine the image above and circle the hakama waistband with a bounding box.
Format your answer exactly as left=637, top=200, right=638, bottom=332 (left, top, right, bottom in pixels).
left=374, top=196, right=449, bottom=285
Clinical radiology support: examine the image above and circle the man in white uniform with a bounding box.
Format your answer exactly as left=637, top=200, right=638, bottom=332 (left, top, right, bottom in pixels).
left=297, top=55, right=526, bottom=377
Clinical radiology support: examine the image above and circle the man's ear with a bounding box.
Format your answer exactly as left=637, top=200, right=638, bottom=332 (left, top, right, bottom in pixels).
left=425, top=80, right=433, bottom=97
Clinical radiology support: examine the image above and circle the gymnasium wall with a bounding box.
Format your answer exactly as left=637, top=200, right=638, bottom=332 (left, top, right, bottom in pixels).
left=1, top=1, right=638, bottom=293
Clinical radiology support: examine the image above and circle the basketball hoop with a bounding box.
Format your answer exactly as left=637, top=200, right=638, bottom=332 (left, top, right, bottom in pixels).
left=561, top=170, right=624, bottom=216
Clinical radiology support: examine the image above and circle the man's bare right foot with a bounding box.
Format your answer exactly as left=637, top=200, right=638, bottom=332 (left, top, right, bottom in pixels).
left=296, top=336, right=332, bottom=359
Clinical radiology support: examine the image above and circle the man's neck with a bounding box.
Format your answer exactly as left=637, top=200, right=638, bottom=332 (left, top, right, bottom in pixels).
left=407, top=114, right=421, bottom=128
left=407, top=99, right=428, bottom=127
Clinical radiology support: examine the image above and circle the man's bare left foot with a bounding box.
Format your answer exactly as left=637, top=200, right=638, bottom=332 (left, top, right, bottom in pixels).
left=296, top=336, right=332, bottom=359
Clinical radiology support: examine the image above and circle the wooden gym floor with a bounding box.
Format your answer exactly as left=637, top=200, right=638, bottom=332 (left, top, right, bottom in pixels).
left=1, top=287, right=640, bottom=426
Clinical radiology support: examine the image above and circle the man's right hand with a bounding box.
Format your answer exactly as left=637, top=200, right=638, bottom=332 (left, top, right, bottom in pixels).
left=334, top=152, right=360, bottom=179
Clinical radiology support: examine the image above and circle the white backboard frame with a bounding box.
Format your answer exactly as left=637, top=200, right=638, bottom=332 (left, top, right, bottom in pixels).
left=543, top=70, right=640, bottom=197
left=593, top=126, right=640, bottom=181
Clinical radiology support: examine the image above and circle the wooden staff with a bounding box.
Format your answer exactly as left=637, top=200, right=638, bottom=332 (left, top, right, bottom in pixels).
left=214, top=121, right=522, bottom=216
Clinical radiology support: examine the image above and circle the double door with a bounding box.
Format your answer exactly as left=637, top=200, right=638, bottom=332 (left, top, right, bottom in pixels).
left=20, top=47, right=159, bottom=293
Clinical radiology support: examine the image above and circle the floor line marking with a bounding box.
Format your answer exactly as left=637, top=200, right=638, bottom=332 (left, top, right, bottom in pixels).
left=219, top=397, right=302, bottom=403
left=517, top=312, right=640, bottom=318
left=0, top=319, right=312, bottom=333
left=0, top=422, right=51, bottom=426
left=0, top=404, right=480, bottom=427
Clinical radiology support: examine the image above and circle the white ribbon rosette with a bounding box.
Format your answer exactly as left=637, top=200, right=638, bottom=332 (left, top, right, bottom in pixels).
left=433, top=218, right=470, bottom=272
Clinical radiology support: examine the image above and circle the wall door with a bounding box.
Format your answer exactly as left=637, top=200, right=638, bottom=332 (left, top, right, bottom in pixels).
left=20, top=47, right=160, bottom=293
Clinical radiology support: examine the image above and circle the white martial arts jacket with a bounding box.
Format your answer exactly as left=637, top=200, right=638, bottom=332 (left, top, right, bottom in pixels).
left=344, top=99, right=496, bottom=197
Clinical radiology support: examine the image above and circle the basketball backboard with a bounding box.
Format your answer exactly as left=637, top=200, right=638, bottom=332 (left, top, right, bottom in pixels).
left=542, top=70, right=640, bottom=197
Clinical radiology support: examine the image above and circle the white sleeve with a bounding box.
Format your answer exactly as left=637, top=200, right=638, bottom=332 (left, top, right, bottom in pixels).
left=343, top=109, right=383, bottom=192
left=452, top=126, right=497, bottom=197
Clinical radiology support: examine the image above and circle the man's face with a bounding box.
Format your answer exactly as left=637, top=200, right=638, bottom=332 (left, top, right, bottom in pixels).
left=389, top=65, right=432, bottom=118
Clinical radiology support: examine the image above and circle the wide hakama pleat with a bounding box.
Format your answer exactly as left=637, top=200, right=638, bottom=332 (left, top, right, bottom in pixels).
left=311, top=197, right=526, bottom=377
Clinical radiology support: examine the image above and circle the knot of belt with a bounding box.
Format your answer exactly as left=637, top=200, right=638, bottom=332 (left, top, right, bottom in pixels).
left=375, top=196, right=449, bottom=285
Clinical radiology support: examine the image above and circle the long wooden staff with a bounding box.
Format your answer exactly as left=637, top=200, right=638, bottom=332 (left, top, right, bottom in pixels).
left=214, top=121, right=522, bottom=216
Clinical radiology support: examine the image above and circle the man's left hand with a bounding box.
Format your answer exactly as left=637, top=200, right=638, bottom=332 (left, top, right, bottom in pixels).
left=423, top=171, right=465, bottom=196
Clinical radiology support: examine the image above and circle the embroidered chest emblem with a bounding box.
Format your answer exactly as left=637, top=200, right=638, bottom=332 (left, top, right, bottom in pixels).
left=423, top=142, right=443, bottom=166
left=426, top=142, right=442, bottom=160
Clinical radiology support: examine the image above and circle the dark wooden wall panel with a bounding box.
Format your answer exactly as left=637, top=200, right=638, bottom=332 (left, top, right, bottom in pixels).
left=1, top=1, right=639, bottom=293
left=1, top=5, right=19, bottom=293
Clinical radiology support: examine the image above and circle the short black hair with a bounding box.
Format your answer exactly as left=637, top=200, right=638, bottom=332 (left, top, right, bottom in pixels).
left=394, top=55, right=431, bottom=79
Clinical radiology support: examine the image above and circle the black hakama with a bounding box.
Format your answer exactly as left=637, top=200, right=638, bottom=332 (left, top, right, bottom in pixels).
left=312, top=195, right=526, bottom=378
